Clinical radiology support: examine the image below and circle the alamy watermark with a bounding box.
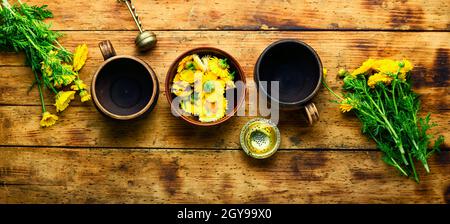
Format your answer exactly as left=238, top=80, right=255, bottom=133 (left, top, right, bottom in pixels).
left=170, top=80, right=280, bottom=124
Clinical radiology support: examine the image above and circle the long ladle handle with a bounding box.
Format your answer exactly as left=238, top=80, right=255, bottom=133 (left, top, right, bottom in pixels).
left=123, top=0, right=144, bottom=33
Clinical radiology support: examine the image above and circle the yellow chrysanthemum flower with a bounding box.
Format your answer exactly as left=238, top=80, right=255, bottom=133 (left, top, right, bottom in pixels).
left=367, top=73, right=393, bottom=88
left=340, top=103, right=352, bottom=113
left=40, top=111, right=58, bottom=127
left=323, top=68, right=327, bottom=78
left=55, top=91, right=75, bottom=112
left=72, top=44, right=88, bottom=72
left=179, top=70, right=195, bottom=83
left=193, top=54, right=207, bottom=72
left=180, top=98, right=202, bottom=116
left=177, top=55, right=193, bottom=72
left=70, top=79, right=88, bottom=91
left=376, top=60, right=399, bottom=75
left=338, top=68, right=347, bottom=77
left=172, top=81, right=192, bottom=98
left=208, top=57, right=222, bottom=73
left=203, top=80, right=225, bottom=102
left=41, top=62, right=53, bottom=77
left=61, top=73, right=76, bottom=84
left=79, top=90, right=91, bottom=102
left=204, top=72, right=218, bottom=82
left=398, top=59, right=413, bottom=80
left=351, top=59, right=375, bottom=76
left=193, top=71, right=204, bottom=92
left=371, top=59, right=395, bottom=71
left=218, top=69, right=231, bottom=80
left=399, top=59, right=413, bottom=73
left=52, top=64, right=76, bottom=87
left=339, top=98, right=354, bottom=113
left=199, top=98, right=227, bottom=122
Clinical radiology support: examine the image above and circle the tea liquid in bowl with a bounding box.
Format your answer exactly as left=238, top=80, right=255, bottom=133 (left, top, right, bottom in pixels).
left=257, top=41, right=321, bottom=105
left=240, top=118, right=280, bottom=159
left=94, top=58, right=153, bottom=116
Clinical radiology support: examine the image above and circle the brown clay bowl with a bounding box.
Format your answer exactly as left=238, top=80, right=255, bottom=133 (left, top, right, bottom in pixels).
left=165, top=47, right=246, bottom=126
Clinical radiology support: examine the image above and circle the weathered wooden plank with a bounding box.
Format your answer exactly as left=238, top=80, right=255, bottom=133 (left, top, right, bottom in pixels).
left=0, top=102, right=362, bottom=149
left=0, top=31, right=448, bottom=104
left=0, top=103, right=448, bottom=149
left=0, top=31, right=448, bottom=149
left=0, top=147, right=448, bottom=203
left=20, top=0, right=450, bottom=31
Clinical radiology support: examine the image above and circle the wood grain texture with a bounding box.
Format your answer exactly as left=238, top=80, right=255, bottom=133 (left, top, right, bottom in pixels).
left=0, top=31, right=448, bottom=149
left=1, top=31, right=449, bottom=102
left=21, top=0, right=450, bottom=31
left=1, top=0, right=449, bottom=204
left=0, top=147, right=448, bottom=203
left=0, top=98, right=448, bottom=149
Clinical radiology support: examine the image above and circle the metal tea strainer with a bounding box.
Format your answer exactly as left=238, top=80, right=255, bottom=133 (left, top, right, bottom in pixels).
left=119, top=0, right=157, bottom=51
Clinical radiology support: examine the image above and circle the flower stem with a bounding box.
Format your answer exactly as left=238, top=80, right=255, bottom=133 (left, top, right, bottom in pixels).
left=363, top=86, right=408, bottom=165
left=390, top=157, right=408, bottom=177
left=392, top=81, right=398, bottom=115
left=408, top=153, right=419, bottom=183
left=34, top=72, right=46, bottom=113
left=321, top=79, right=344, bottom=101
left=358, top=108, right=384, bottom=124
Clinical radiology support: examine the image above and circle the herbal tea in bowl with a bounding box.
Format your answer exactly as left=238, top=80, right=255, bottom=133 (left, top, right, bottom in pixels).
left=255, top=39, right=322, bottom=125
left=165, top=47, right=246, bottom=126
left=91, top=40, right=159, bottom=120
left=240, top=118, right=281, bottom=159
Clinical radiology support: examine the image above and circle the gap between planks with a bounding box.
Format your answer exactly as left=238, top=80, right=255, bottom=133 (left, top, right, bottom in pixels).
left=44, top=29, right=450, bottom=32
left=0, top=145, right=381, bottom=151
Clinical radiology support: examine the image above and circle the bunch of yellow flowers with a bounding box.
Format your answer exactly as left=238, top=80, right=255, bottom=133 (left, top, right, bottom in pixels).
left=335, top=59, right=413, bottom=113
left=351, top=58, right=413, bottom=88
left=39, top=44, right=91, bottom=127
left=322, top=58, right=444, bottom=182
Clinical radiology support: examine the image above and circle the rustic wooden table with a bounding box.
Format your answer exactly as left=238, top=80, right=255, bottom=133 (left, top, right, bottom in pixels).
left=0, top=0, right=449, bottom=203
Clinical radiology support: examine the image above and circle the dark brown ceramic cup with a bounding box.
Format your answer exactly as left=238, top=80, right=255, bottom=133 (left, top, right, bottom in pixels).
left=254, top=39, right=322, bottom=125
left=91, top=40, right=159, bottom=120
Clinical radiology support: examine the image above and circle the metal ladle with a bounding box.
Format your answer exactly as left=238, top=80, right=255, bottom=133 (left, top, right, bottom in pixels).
left=120, top=0, right=157, bottom=51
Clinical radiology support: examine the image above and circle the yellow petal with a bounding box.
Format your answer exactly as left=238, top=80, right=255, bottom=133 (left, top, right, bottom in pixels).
left=371, top=59, right=395, bottom=71
left=339, top=98, right=354, bottom=113
left=367, top=73, right=393, bottom=88
left=172, top=81, right=192, bottom=97
left=177, top=55, right=193, bottom=73
left=193, top=54, right=207, bottom=72
left=40, top=111, right=58, bottom=127
left=71, top=79, right=87, bottom=91
left=193, top=71, right=204, bottom=92
left=173, top=73, right=182, bottom=82
left=377, top=61, right=399, bottom=75
left=339, top=103, right=353, bottom=113
left=79, top=90, right=91, bottom=102
left=351, top=59, right=375, bottom=77
left=72, top=44, right=88, bottom=72
left=180, top=70, right=195, bottom=83
left=398, top=59, right=413, bottom=80
left=55, top=91, right=76, bottom=112
left=199, top=97, right=227, bottom=122
left=204, top=72, right=218, bottom=82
